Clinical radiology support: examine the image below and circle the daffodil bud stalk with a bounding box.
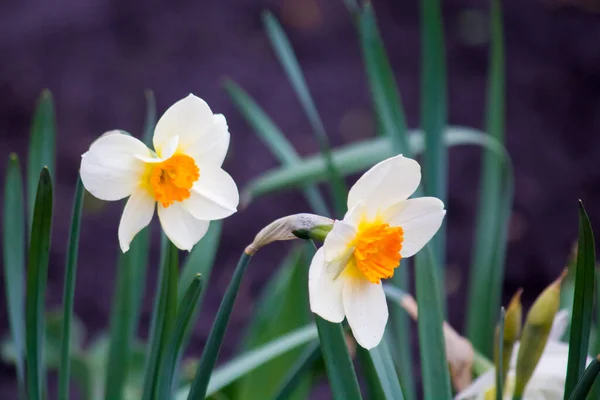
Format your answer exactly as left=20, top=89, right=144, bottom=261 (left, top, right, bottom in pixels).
left=245, top=213, right=333, bottom=255
left=514, top=269, right=566, bottom=398
left=494, top=289, right=523, bottom=391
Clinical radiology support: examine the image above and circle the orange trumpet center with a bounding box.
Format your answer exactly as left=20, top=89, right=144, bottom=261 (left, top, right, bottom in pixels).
left=148, top=154, right=199, bottom=207
left=352, top=221, right=404, bottom=284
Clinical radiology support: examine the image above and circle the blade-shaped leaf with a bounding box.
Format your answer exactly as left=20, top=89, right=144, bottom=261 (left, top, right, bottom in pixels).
left=143, top=89, right=156, bottom=147
left=186, top=251, right=253, bottom=399
left=272, top=341, right=321, bottom=400
left=224, top=79, right=329, bottom=216
left=568, top=355, right=600, bottom=400
left=58, top=178, right=84, bottom=400
left=243, top=127, right=507, bottom=203
left=495, top=307, right=505, bottom=400
left=420, top=0, right=448, bottom=265
left=26, top=168, right=53, bottom=400
left=415, top=248, right=451, bottom=399
left=262, top=11, right=347, bottom=216
left=235, top=246, right=312, bottom=400
left=358, top=336, right=404, bottom=400
left=465, top=0, right=511, bottom=357
left=157, top=275, right=204, bottom=399
left=315, top=316, right=362, bottom=400
left=28, top=90, right=56, bottom=227
left=564, top=201, right=596, bottom=399
left=141, top=238, right=178, bottom=400
left=2, top=154, right=26, bottom=398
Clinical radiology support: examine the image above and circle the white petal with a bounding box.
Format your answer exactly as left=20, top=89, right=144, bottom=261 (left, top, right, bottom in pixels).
left=182, top=165, right=239, bottom=220
left=347, top=155, right=421, bottom=217
left=186, top=114, right=231, bottom=167
left=454, top=370, right=495, bottom=400
left=384, top=197, right=445, bottom=258
left=157, top=202, right=210, bottom=251
left=342, top=278, right=388, bottom=349
left=309, top=248, right=345, bottom=323
left=118, top=188, right=155, bottom=253
left=153, top=94, right=214, bottom=154
left=342, top=201, right=367, bottom=227
left=80, top=131, right=150, bottom=201
left=323, top=220, right=356, bottom=263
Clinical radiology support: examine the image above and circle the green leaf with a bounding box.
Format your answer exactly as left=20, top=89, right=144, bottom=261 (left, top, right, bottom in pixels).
left=358, top=337, right=404, bottom=400
left=564, top=201, right=596, bottom=399
left=262, top=11, right=347, bottom=216
left=420, top=0, right=448, bottom=265
left=59, top=178, right=84, bottom=400
left=143, top=89, right=157, bottom=147
left=271, top=341, right=321, bottom=400
left=415, top=248, right=452, bottom=399
left=2, top=154, right=26, bottom=398
left=315, top=317, right=362, bottom=400
left=224, top=79, right=329, bottom=216
left=568, top=355, right=600, bottom=400
left=358, top=3, right=409, bottom=154
left=105, top=231, right=152, bottom=400
left=25, top=167, right=53, bottom=400
left=242, top=127, right=507, bottom=203
left=496, top=307, right=505, bottom=400
left=176, top=325, right=318, bottom=400
left=28, top=90, right=56, bottom=227
left=141, top=239, right=179, bottom=400
left=186, top=251, right=253, bottom=399
left=235, top=247, right=312, bottom=400
left=465, top=0, right=511, bottom=357
left=157, top=275, right=204, bottom=400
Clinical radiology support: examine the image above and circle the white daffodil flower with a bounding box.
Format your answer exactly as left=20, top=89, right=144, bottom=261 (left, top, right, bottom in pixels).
left=455, top=310, right=592, bottom=400
left=308, top=155, right=446, bottom=349
left=80, top=94, right=239, bottom=252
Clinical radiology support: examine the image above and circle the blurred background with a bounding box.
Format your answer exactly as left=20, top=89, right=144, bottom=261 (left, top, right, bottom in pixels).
left=1, top=0, right=600, bottom=397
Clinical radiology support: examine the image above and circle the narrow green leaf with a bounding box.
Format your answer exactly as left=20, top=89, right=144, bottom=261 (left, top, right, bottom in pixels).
left=415, top=248, right=452, bottom=399
left=25, top=168, right=53, bottom=400
left=496, top=307, right=505, bottom=400
left=28, top=90, right=56, bottom=226
left=271, top=341, right=321, bottom=400
left=568, top=355, right=600, bottom=400
left=564, top=201, right=596, bottom=399
left=358, top=3, right=409, bottom=154
left=141, top=239, right=178, bottom=400
left=158, top=275, right=204, bottom=400
left=358, top=336, right=404, bottom=400
left=224, top=79, right=329, bottom=216
left=465, top=0, right=510, bottom=357
left=2, top=154, right=26, bottom=398
left=178, top=221, right=221, bottom=306
left=58, top=178, right=84, bottom=400
left=143, top=89, right=157, bottom=147
left=186, top=251, right=253, bottom=399
left=176, top=325, right=318, bottom=400
left=262, top=11, right=347, bottom=216
left=420, top=0, right=448, bottom=265
left=236, top=247, right=312, bottom=400
left=315, top=317, right=362, bottom=400
left=243, top=127, right=507, bottom=203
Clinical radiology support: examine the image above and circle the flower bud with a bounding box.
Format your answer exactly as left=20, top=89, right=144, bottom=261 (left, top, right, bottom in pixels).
left=514, top=269, right=566, bottom=397
left=495, top=289, right=523, bottom=391
left=245, top=214, right=333, bottom=255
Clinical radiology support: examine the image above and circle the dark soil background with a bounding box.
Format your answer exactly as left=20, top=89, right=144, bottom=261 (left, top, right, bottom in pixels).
left=1, top=0, right=600, bottom=398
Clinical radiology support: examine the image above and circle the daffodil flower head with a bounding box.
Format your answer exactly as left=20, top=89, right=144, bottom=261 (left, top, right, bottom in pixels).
left=309, top=155, right=446, bottom=349
left=80, top=94, right=239, bottom=252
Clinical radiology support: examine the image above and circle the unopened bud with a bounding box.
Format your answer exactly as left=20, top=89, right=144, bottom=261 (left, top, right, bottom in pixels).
left=514, top=269, right=566, bottom=396
left=245, top=214, right=333, bottom=255
left=495, top=289, right=523, bottom=391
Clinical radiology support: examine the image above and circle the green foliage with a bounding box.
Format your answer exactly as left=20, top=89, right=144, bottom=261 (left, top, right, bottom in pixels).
left=564, top=202, right=596, bottom=399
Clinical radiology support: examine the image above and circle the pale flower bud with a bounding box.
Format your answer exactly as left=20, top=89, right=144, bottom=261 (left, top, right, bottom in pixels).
left=495, top=289, right=523, bottom=392
left=514, top=269, right=566, bottom=397
left=245, top=213, right=333, bottom=255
